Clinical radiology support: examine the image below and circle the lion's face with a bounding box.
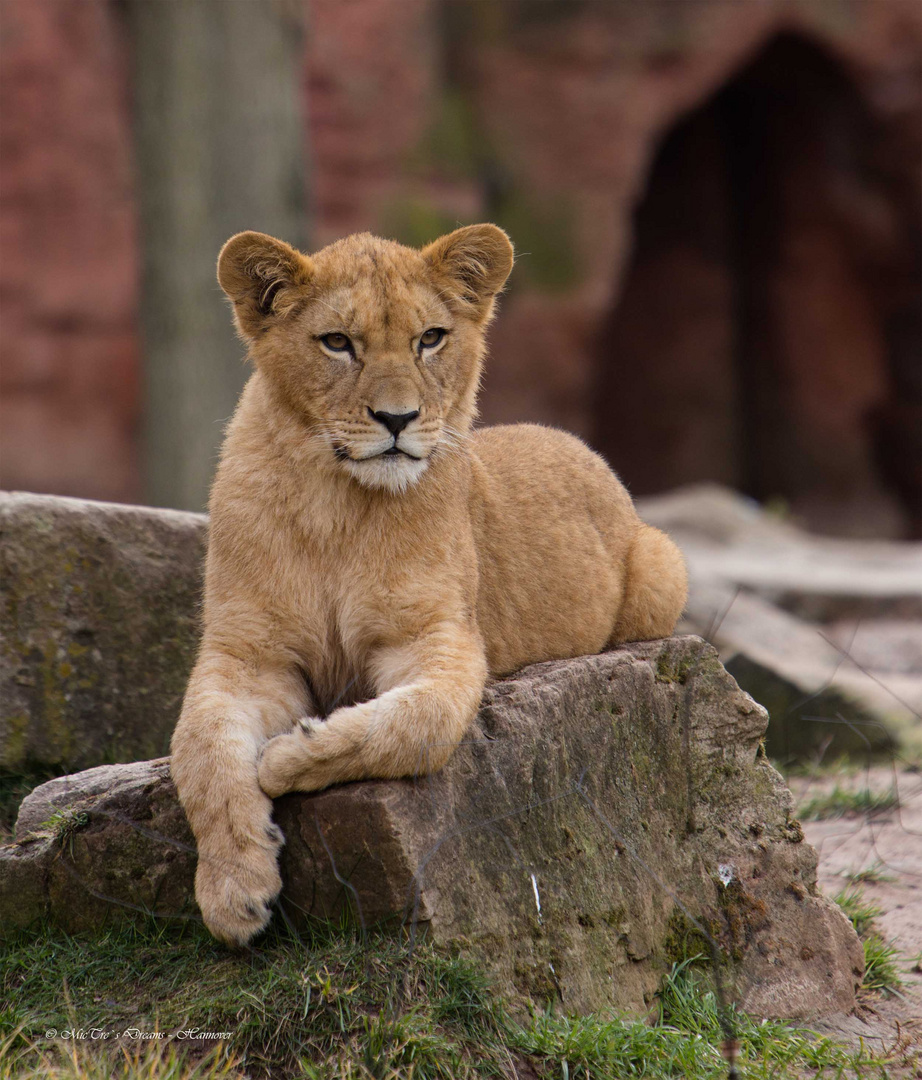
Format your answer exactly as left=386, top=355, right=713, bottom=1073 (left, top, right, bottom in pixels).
left=218, top=226, right=514, bottom=494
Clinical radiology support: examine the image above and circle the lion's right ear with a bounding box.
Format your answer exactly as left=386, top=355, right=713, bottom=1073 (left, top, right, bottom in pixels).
left=217, top=231, right=313, bottom=340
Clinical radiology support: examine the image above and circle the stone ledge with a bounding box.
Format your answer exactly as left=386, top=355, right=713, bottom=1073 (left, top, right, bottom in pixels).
left=1, top=636, right=863, bottom=1019
left=0, top=491, right=206, bottom=771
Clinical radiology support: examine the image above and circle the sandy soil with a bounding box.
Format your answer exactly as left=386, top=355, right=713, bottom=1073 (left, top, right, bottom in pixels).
left=788, top=766, right=922, bottom=1063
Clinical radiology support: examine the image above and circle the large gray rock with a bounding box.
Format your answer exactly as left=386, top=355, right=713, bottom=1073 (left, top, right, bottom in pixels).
left=2, top=637, right=862, bottom=1020
left=0, top=492, right=206, bottom=771
left=637, top=486, right=922, bottom=759
left=684, top=583, right=922, bottom=760
left=826, top=619, right=922, bottom=677
left=638, top=484, right=922, bottom=622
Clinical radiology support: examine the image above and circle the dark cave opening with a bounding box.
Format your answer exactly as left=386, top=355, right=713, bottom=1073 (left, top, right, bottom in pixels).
left=594, top=32, right=921, bottom=537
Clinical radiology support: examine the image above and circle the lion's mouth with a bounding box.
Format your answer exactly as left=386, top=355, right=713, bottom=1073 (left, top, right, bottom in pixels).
left=379, top=442, right=424, bottom=460
left=333, top=442, right=423, bottom=462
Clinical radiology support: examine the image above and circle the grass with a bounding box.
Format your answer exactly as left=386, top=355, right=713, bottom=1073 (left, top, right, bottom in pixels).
left=861, top=935, right=903, bottom=998
left=0, top=921, right=908, bottom=1079
left=0, top=1035, right=239, bottom=1080
left=843, top=861, right=896, bottom=885
left=520, top=958, right=898, bottom=1079
left=797, top=784, right=899, bottom=821
left=834, top=887, right=884, bottom=938
left=0, top=770, right=57, bottom=844
left=834, top=886, right=904, bottom=998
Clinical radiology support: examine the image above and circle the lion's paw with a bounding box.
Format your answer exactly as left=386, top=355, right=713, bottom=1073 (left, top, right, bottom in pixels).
left=195, top=839, right=283, bottom=946
left=257, top=728, right=321, bottom=798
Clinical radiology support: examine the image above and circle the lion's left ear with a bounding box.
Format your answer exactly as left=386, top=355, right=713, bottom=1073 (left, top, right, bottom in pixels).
left=422, top=224, right=514, bottom=319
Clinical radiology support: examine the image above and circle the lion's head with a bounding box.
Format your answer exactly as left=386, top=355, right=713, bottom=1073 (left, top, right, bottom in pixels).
left=217, top=225, right=514, bottom=494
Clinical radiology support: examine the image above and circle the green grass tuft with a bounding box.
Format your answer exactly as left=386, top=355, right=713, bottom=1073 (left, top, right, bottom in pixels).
left=844, top=860, right=896, bottom=885
left=834, top=886, right=884, bottom=938
left=515, top=957, right=900, bottom=1078
left=861, top=934, right=903, bottom=998
left=797, top=784, right=898, bottom=821
left=835, top=886, right=904, bottom=998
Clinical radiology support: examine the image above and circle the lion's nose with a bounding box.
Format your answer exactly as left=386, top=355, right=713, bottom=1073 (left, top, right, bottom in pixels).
left=369, top=409, right=419, bottom=437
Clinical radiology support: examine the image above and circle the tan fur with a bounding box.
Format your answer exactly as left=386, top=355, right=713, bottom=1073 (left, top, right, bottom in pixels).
left=171, top=224, right=688, bottom=945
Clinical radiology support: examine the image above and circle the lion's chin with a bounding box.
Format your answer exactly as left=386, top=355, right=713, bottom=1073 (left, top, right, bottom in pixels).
left=343, top=454, right=429, bottom=495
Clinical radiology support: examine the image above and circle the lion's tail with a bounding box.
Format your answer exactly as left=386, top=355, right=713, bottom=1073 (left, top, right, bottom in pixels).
left=609, top=524, right=688, bottom=644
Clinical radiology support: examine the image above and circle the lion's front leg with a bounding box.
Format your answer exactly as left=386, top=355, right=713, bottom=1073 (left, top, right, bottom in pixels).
left=171, top=649, right=311, bottom=945
left=257, top=627, right=487, bottom=796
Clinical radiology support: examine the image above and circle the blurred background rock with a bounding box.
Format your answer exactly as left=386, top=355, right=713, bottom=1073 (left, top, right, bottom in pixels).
left=1, top=0, right=920, bottom=535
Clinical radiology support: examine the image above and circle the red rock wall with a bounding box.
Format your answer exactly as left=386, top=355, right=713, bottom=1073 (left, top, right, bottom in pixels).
left=454, top=4, right=922, bottom=534
left=307, top=0, right=436, bottom=247
left=1, top=0, right=919, bottom=533
left=0, top=0, right=139, bottom=503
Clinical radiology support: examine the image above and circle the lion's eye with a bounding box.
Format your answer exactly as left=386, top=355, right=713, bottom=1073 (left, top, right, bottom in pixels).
left=419, top=328, right=446, bottom=350
left=320, top=332, right=352, bottom=353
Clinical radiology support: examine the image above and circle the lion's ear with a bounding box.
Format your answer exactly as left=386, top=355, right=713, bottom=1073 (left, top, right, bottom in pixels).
left=217, top=231, right=313, bottom=340
left=422, top=224, right=514, bottom=319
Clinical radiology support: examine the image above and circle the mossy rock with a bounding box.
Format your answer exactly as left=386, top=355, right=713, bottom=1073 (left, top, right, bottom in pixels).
left=0, top=492, right=206, bottom=772
left=1, top=637, right=862, bottom=1021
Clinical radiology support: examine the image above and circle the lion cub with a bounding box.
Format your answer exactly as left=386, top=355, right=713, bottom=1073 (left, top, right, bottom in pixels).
left=171, top=224, right=687, bottom=945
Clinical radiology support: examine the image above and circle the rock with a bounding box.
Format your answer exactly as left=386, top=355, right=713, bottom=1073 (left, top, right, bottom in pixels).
left=682, top=583, right=922, bottom=761
left=825, top=619, right=922, bottom=677
left=636, top=486, right=922, bottom=758
left=1, top=637, right=863, bottom=1020
left=638, top=484, right=922, bottom=622
left=14, top=759, right=175, bottom=841
left=0, top=492, right=207, bottom=772
left=4, top=758, right=196, bottom=933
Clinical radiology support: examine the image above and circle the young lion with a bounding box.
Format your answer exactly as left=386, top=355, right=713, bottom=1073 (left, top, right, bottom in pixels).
left=171, top=224, right=688, bottom=945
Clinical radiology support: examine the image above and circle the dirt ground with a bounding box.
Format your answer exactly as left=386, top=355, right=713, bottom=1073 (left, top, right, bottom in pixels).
left=788, top=766, right=922, bottom=1059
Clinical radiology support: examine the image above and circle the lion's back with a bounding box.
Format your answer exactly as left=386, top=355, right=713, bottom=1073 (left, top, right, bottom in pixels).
left=468, top=423, right=641, bottom=674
